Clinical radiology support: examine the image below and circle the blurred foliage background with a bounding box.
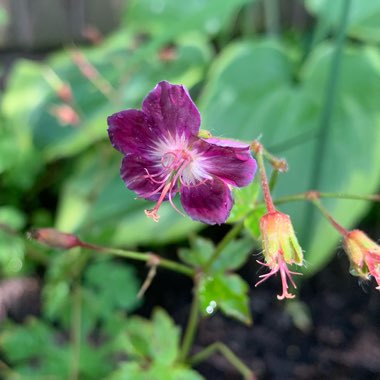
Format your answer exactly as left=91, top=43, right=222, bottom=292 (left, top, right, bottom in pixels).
left=0, top=0, right=380, bottom=379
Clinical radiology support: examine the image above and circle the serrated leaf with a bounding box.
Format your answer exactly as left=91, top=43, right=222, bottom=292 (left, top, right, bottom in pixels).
left=84, top=259, right=141, bottom=317
left=198, top=273, right=251, bottom=324
left=178, top=237, right=214, bottom=267
left=151, top=308, right=180, bottom=365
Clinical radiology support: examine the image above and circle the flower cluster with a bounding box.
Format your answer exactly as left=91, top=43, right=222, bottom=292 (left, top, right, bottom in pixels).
left=107, top=81, right=256, bottom=225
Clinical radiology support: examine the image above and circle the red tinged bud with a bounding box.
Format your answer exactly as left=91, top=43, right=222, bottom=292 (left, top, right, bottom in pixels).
left=28, top=228, right=81, bottom=250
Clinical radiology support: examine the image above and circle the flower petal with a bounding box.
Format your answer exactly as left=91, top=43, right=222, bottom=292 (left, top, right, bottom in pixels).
left=193, top=139, right=256, bottom=187
left=108, top=109, right=156, bottom=155
left=120, top=155, right=177, bottom=201
left=142, top=81, right=200, bottom=139
left=180, top=178, right=233, bottom=225
left=204, top=138, right=250, bottom=149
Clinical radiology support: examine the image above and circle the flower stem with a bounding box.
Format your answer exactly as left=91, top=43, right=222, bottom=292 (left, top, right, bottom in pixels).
left=189, top=342, right=256, bottom=380
left=272, top=191, right=380, bottom=205
left=179, top=279, right=201, bottom=362
left=254, top=143, right=276, bottom=213
left=79, top=241, right=194, bottom=277
left=310, top=198, right=349, bottom=236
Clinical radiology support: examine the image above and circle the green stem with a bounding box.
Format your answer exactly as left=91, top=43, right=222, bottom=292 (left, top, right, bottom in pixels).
left=269, top=169, right=279, bottom=192
left=304, top=0, right=351, bottom=242
left=80, top=242, right=194, bottom=277
left=179, top=280, right=201, bottom=362
left=70, top=283, right=82, bottom=380
left=189, top=342, right=256, bottom=380
left=204, top=221, right=244, bottom=273
left=310, top=199, right=348, bottom=236
left=272, top=191, right=380, bottom=206
left=263, top=0, right=279, bottom=37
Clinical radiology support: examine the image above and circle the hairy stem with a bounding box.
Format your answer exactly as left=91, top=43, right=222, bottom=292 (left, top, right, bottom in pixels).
left=310, top=198, right=348, bottom=236
left=80, top=242, right=194, bottom=277
left=255, top=145, right=276, bottom=213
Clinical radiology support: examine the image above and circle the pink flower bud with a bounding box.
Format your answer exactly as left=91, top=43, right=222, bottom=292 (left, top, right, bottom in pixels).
left=28, top=228, right=81, bottom=250
left=256, top=211, right=303, bottom=300
left=343, top=229, right=380, bottom=290
left=50, top=105, right=80, bottom=126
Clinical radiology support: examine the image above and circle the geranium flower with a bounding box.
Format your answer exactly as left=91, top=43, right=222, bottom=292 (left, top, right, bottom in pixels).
left=344, top=229, right=380, bottom=290
left=256, top=211, right=304, bottom=300
left=107, top=81, right=256, bottom=224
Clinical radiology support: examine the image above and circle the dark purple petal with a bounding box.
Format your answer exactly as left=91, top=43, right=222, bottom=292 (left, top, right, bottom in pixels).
left=180, top=178, right=233, bottom=225
left=193, top=139, right=256, bottom=187
left=142, top=81, right=200, bottom=139
left=120, top=155, right=177, bottom=201
left=108, top=110, right=156, bottom=155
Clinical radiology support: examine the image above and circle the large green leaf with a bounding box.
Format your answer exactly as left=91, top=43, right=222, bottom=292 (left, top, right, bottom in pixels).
left=305, top=0, right=380, bottom=43
left=200, top=40, right=380, bottom=274
left=127, top=0, right=251, bottom=37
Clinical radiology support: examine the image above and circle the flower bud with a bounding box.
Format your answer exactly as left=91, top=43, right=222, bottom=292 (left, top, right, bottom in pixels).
left=28, top=228, right=81, bottom=250
left=256, top=211, right=303, bottom=300
left=343, top=229, right=380, bottom=290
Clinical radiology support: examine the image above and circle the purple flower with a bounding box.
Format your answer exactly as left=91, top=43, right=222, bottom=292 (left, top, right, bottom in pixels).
left=107, top=81, right=257, bottom=225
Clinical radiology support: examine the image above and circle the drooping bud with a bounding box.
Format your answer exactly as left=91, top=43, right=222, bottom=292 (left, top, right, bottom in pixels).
left=28, top=228, right=81, bottom=250
left=343, top=229, right=380, bottom=290
left=256, top=211, right=304, bottom=300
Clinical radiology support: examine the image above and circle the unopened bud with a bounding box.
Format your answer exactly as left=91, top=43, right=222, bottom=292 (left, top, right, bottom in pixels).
left=343, top=229, right=380, bottom=290
left=50, top=104, right=80, bottom=126
left=28, top=228, right=81, bottom=250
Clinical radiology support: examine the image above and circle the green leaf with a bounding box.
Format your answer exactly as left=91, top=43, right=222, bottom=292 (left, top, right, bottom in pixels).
left=198, top=273, right=251, bottom=324
left=179, top=236, right=254, bottom=273
left=243, top=206, right=266, bottom=240
left=84, top=259, right=141, bottom=317
left=119, top=308, right=182, bottom=367
left=108, top=362, right=204, bottom=380
left=305, top=0, right=380, bottom=43
left=200, top=40, right=380, bottom=275
left=212, top=237, right=254, bottom=272
left=151, top=308, right=180, bottom=365
left=229, top=177, right=261, bottom=222
left=127, top=0, right=251, bottom=38
left=0, top=207, right=25, bottom=274
left=178, top=237, right=214, bottom=268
